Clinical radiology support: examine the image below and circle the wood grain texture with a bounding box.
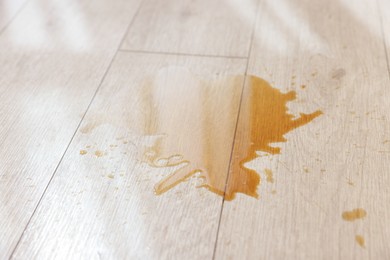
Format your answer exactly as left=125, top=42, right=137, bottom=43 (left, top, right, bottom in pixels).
left=215, top=0, right=390, bottom=259
left=0, top=0, right=142, bottom=257
left=0, top=0, right=27, bottom=32
left=12, top=53, right=247, bottom=259
left=3, top=0, right=390, bottom=259
left=120, top=0, right=258, bottom=57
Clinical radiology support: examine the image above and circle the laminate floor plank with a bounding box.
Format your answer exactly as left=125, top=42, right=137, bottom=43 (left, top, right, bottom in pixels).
left=12, top=53, right=247, bottom=259
left=0, top=0, right=142, bottom=257
left=120, top=0, right=258, bottom=57
left=215, top=0, right=390, bottom=259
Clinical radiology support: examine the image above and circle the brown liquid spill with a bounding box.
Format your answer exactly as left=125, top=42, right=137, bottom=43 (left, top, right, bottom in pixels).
left=355, top=235, right=365, bottom=248
left=143, top=72, right=322, bottom=200
left=141, top=72, right=243, bottom=198
left=223, top=76, right=322, bottom=200
left=342, top=208, right=367, bottom=221
left=80, top=150, right=87, bottom=155
left=264, top=169, right=274, bottom=183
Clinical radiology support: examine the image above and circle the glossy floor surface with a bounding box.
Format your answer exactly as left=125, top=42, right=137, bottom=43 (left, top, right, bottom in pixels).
left=1, top=0, right=390, bottom=259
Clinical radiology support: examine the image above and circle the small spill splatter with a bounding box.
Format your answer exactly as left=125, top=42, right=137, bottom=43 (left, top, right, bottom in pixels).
left=303, top=167, right=309, bottom=173
left=264, top=169, right=274, bottom=183
left=80, top=150, right=87, bottom=155
left=342, top=208, right=367, bottom=221
left=355, top=235, right=365, bottom=248
left=107, top=174, right=115, bottom=179
left=300, top=85, right=306, bottom=89
left=95, top=150, right=104, bottom=157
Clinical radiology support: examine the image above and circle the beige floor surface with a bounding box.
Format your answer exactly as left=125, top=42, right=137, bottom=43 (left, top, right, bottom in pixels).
left=1, top=0, right=390, bottom=259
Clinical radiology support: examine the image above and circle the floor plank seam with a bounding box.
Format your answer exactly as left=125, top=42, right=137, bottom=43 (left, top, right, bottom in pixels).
left=8, top=55, right=117, bottom=259
left=0, top=0, right=30, bottom=36
left=211, top=0, right=262, bottom=258
left=118, top=48, right=247, bottom=60
left=8, top=0, right=146, bottom=257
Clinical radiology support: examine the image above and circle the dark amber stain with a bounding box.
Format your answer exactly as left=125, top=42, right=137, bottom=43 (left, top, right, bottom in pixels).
left=342, top=208, right=367, bottom=221
left=222, top=76, right=322, bottom=200
left=142, top=74, right=322, bottom=200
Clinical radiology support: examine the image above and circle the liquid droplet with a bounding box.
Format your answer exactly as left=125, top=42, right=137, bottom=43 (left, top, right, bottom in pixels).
left=355, top=235, right=365, bottom=248
left=342, top=208, right=367, bottom=221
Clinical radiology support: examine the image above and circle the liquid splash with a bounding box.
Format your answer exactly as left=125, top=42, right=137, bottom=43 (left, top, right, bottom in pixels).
left=264, top=169, right=274, bottom=183
left=342, top=208, right=367, bottom=221
left=142, top=72, right=322, bottom=200
left=222, top=76, right=322, bottom=200
left=355, top=235, right=365, bottom=248
left=141, top=70, right=243, bottom=197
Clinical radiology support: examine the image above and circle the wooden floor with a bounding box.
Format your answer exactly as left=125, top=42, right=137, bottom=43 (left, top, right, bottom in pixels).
left=1, top=0, right=390, bottom=259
